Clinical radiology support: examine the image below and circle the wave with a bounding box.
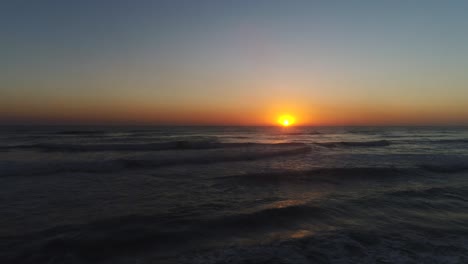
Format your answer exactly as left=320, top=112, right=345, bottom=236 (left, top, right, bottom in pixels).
left=55, top=130, right=106, bottom=135
left=315, top=140, right=391, bottom=148
left=8, top=209, right=466, bottom=264
left=425, top=139, right=468, bottom=144
left=218, top=167, right=402, bottom=185
left=0, top=204, right=325, bottom=263
left=387, top=186, right=468, bottom=202
left=8, top=141, right=219, bottom=152
left=284, top=131, right=322, bottom=135
left=1, top=217, right=185, bottom=263
left=121, top=144, right=311, bottom=169
left=420, top=163, right=468, bottom=173
left=1, top=144, right=311, bottom=176
left=207, top=204, right=325, bottom=229
left=346, top=129, right=381, bottom=135
left=4, top=141, right=306, bottom=152
left=178, top=229, right=468, bottom=264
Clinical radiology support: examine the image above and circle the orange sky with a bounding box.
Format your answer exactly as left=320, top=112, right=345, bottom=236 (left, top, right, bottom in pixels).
left=2, top=95, right=467, bottom=126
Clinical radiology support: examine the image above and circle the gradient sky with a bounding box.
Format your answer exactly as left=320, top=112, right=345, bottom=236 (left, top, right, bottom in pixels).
left=2, top=0, right=468, bottom=125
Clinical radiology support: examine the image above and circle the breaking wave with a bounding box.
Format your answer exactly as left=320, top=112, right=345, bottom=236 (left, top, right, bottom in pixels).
left=8, top=203, right=466, bottom=264
left=1, top=144, right=311, bottom=176
left=1, top=204, right=326, bottom=263
left=3, top=142, right=306, bottom=152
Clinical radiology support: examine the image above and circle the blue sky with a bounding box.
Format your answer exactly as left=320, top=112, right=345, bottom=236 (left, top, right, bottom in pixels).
left=1, top=0, right=468, bottom=125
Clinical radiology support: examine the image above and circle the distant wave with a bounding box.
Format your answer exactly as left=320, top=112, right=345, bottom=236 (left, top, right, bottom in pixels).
left=394, top=138, right=468, bottom=145
left=426, top=139, right=468, bottom=144
left=284, top=131, right=322, bottom=135
left=1, top=144, right=311, bottom=176
left=315, top=140, right=391, bottom=148
left=121, top=144, right=311, bottom=169
left=55, top=130, right=106, bottom=135
left=3, top=141, right=217, bottom=152
left=4, top=142, right=306, bottom=152
left=346, top=129, right=380, bottom=135
left=420, top=163, right=468, bottom=173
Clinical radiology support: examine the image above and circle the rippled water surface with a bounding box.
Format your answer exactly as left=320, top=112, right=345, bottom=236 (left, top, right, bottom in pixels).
left=1, top=126, right=468, bottom=263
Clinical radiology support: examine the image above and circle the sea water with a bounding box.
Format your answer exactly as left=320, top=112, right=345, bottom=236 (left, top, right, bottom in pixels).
left=1, top=126, right=468, bottom=263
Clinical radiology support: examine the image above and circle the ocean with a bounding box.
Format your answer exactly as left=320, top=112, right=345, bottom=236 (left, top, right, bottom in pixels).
left=1, top=126, right=468, bottom=263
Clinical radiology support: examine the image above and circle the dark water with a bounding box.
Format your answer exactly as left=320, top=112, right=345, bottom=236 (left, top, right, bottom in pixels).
left=1, top=126, right=468, bottom=263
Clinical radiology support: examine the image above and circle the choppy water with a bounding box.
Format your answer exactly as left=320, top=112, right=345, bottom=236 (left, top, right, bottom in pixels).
left=1, top=126, right=468, bottom=263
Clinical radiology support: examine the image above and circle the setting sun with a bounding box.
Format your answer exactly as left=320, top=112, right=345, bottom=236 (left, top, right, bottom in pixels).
left=278, top=115, right=295, bottom=127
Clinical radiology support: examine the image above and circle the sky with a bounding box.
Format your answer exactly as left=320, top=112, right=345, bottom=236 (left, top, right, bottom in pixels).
left=1, top=0, right=468, bottom=125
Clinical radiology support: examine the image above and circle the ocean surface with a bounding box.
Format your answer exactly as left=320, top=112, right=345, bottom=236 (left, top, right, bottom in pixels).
left=1, top=126, right=468, bottom=263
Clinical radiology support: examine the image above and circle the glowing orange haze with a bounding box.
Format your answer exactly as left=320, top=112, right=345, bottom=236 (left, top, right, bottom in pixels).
left=2, top=97, right=467, bottom=126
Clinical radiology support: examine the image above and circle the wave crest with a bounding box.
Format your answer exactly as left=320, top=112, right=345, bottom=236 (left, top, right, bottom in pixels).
left=5, top=142, right=307, bottom=152
left=1, top=144, right=311, bottom=176
left=2, top=204, right=324, bottom=263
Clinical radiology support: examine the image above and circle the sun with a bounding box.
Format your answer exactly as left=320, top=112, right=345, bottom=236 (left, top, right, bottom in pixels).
left=278, top=115, right=295, bottom=127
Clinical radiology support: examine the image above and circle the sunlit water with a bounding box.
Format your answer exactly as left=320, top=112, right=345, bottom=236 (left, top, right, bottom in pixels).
left=1, top=126, right=468, bottom=263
